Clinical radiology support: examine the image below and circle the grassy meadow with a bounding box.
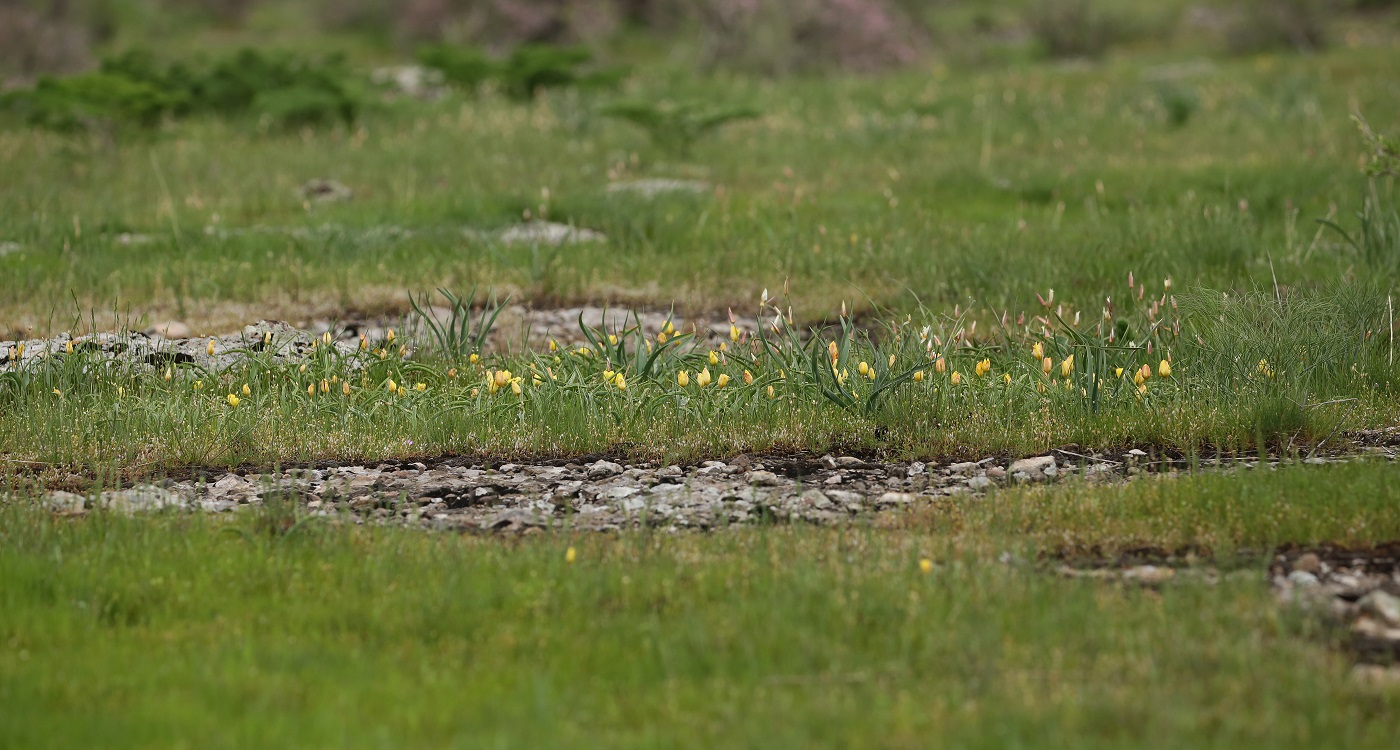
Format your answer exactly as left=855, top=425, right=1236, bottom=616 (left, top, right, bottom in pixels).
left=5, top=462, right=1400, bottom=748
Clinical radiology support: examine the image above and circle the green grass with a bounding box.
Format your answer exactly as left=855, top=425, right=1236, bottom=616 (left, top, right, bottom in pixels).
left=5, top=461, right=1400, bottom=748
left=2, top=46, right=1398, bottom=331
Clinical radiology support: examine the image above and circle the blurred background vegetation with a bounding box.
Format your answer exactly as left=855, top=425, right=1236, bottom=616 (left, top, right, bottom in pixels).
left=3, top=0, right=1398, bottom=84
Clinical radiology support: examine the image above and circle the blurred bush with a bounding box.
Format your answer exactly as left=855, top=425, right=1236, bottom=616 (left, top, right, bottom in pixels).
left=1, top=47, right=361, bottom=132
left=1023, top=0, right=1126, bottom=59
left=688, top=0, right=927, bottom=74
left=0, top=3, right=94, bottom=80
left=1222, top=0, right=1334, bottom=55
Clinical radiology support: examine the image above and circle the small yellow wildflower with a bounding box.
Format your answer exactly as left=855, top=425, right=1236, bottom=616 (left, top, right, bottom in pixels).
left=608, top=334, right=618, bottom=345
left=1032, top=342, right=1044, bottom=359
left=386, top=378, right=398, bottom=393
left=766, top=384, right=776, bottom=399
left=566, top=546, right=577, bottom=564
left=241, top=383, right=251, bottom=396
left=1139, top=363, right=1152, bottom=381
left=1115, top=367, right=1124, bottom=378
left=386, top=329, right=395, bottom=343
left=919, top=558, right=933, bottom=574
left=1003, top=373, right=1012, bottom=384
left=678, top=370, right=690, bottom=387
left=730, top=324, right=740, bottom=342
left=322, top=331, right=333, bottom=346
left=226, top=393, right=240, bottom=407
left=709, top=350, right=719, bottom=366
left=663, top=320, right=675, bottom=335
left=1158, top=359, right=1172, bottom=378
left=717, top=373, right=731, bottom=388
left=615, top=373, right=627, bottom=390
left=411, top=382, right=424, bottom=392
left=950, top=371, right=962, bottom=385
left=1060, top=355, right=1074, bottom=378
left=321, top=379, right=330, bottom=393
left=52, top=388, right=62, bottom=397
left=359, top=336, right=367, bottom=350
left=65, top=340, right=74, bottom=355
left=719, top=341, right=727, bottom=352
left=889, top=354, right=896, bottom=368
left=858, top=361, right=870, bottom=377
left=934, top=357, right=946, bottom=374
left=828, top=340, right=839, bottom=362
left=447, top=368, right=457, bottom=380
left=913, top=370, right=925, bottom=382
left=697, top=367, right=712, bottom=387
left=494, top=370, right=511, bottom=388
left=342, top=381, right=351, bottom=396
left=469, top=353, right=479, bottom=364
left=549, top=339, right=559, bottom=352
left=164, top=366, right=173, bottom=381
left=193, top=380, right=203, bottom=391
left=975, top=358, right=991, bottom=377
left=308, top=383, right=316, bottom=396
left=743, top=370, right=754, bottom=384
left=510, top=380, right=522, bottom=395
left=299, top=363, right=307, bottom=373
left=658, top=331, right=668, bottom=344
left=603, top=369, right=616, bottom=383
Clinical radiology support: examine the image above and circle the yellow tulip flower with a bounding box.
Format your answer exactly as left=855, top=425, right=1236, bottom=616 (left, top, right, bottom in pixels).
left=678, top=370, right=690, bottom=387
left=1158, top=359, right=1171, bottom=378
left=226, top=393, right=240, bottom=407
left=950, top=371, right=962, bottom=385
left=717, top=373, right=731, bottom=388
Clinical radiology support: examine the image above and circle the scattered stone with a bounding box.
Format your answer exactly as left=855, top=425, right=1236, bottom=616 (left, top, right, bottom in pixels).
left=606, top=179, right=709, bottom=198
left=907, top=461, right=926, bottom=476
left=1122, top=565, right=1175, bottom=585
left=1287, top=570, right=1320, bottom=587
left=1008, top=455, right=1057, bottom=477
left=985, top=466, right=1007, bottom=479
left=299, top=179, right=352, bottom=204
left=494, top=222, right=605, bottom=246
left=370, top=65, right=446, bottom=99
left=746, top=470, right=780, bottom=487
left=967, top=476, right=993, bottom=491
left=947, top=462, right=978, bottom=475
left=587, top=460, right=623, bottom=478
left=1358, top=590, right=1400, bottom=629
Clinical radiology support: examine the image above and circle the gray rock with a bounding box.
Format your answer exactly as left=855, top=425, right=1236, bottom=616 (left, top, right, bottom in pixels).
left=1287, top=570, right=1320, bottom=587
left=801, top=489, right=833, bottom=510
left=588, top=460, right=623, bottom=478
left=97, top=485, right=188, bottom=513
left=494, top=222, right=605, bottom=246
left=947, top=462, right=978, bottom=475
left=967, top=476, right=994, bottom=491
left=747, top=470, right=780, bottom=486
left=1358, top=590, right=1400, bottom=628
left=876, top=492, right=917, bottom=507
left=1008, top=455, right=1056, bottom=478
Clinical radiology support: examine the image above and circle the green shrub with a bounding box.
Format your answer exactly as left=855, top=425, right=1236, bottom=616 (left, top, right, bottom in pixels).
left=416, top=45, right=494, bottom=90
left=0, top=72, right=175, bottom=131
left=1, top=48, right=361, bottom=132
left=601, top=100, right=760, bottom=157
